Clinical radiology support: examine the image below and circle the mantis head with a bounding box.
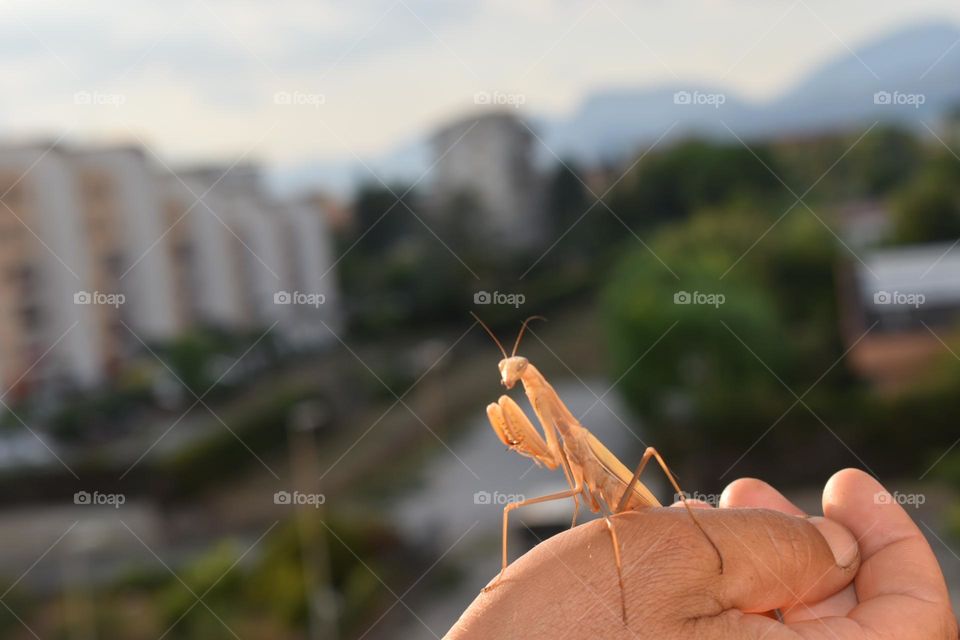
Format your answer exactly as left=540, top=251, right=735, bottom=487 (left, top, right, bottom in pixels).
left=471, top=312, right=546, bottom=389
left=498, top=357, right=528, bottom=389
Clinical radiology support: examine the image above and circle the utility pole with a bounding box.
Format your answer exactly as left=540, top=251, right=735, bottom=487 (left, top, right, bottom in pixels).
left=287, top=400, right=338, bottom=640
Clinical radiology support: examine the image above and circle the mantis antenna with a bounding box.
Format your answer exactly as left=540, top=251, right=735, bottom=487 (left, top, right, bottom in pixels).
left=512, top=316, right=547, bottom=357
left=470, top=312, right=508, bottom=359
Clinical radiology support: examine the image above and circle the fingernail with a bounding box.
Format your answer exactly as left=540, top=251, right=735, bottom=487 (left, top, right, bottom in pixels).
left=808, top=516, right=859, bottom=569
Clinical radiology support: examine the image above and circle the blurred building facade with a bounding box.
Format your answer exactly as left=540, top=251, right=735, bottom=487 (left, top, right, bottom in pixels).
left=180, top=166, right=343, bottom=343
left=428, top=111, right=545, bottom=251
left=0, top=144, right=341, bottom=401
left=841, top=241, right=960, bottom=392
left=0, top=145, right=104, bottom=400
left=73, top=147, right=183, bottom=372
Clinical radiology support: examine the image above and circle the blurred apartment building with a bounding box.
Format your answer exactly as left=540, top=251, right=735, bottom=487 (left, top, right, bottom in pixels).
left=0, top=145, right=341, bottom=402
left=429, top=111, right=545, bottom=251
left=73, top=147, right=182, bottom=372
left=0, top=145, right=103, bottom=399
left=177, top=165, right=342, bottom=347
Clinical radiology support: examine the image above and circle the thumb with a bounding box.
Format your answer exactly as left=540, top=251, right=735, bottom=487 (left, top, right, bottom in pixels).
left=704, top=508, right=859, bottom=613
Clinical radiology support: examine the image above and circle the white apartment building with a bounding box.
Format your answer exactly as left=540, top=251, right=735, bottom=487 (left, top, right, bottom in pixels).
left=221, top=192, right=289, bottom=328
left=429, top=111, right=545, bottom=251
left=0, top=145, right=104, bottom=397
left=274, top=200, right=342, bottom=345
left=72, top=147, right=182, bottom=350
left=0, top=147, right=342, bottom=401
left=160, top=174, right=247, bottom=330
left=177, top=165, right=342, bottom=346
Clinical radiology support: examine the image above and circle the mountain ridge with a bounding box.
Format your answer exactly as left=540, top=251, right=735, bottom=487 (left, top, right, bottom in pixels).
left=269, top=20, right=960, bottom=197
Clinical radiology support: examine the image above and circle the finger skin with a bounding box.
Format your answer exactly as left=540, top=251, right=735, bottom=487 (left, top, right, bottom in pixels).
left=824, top=469, right=958, bottom=640
left=445, top=507, right=857, bottom=639
left=720, top=477, right=860, bottom=621
left=709, top=509, right=858, bottom=612
left=720, top=478, right=805, bottom=516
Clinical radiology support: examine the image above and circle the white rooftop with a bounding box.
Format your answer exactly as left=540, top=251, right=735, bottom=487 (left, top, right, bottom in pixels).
left=857, top=242, right=960, bottom=309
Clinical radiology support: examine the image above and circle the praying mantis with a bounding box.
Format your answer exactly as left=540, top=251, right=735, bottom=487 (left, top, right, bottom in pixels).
left=472, top=313, right=723, bottom=623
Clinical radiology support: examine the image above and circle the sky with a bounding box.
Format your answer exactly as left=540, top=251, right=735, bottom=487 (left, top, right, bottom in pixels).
left=1, top=0, right=959, bottom=171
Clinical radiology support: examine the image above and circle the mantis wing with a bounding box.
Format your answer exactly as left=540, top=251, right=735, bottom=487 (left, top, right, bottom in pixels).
left=584, top=432, right=661, bottom=509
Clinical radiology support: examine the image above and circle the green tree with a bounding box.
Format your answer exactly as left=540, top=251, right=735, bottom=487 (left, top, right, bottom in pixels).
left=602, top=207, right=852, bottom=483
left=847, top=125, right=924, bottom=196
left=546, top=161, right=591, bottom=236
left=348, top=183, right=417, bottom=252
left=336, top=183, right=481, bottom=333
left=891, top=170, right=960, bottom=244
left=606, top=140, right=784, bottom=229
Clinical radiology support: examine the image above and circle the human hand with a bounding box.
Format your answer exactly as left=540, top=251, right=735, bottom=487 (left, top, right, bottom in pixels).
left=720, top=468, right=957, bottom=639
left=446, top=469, right=957, bottom=639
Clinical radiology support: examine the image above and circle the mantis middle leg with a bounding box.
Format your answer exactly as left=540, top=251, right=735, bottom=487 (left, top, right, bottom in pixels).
left=482, top=483, right=584, bottom=592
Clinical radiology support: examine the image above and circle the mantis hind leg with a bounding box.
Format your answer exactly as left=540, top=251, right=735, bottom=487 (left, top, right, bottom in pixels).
left=603, top=516, right=628, bottom=624
left=616, top=446, right=724, bottom=574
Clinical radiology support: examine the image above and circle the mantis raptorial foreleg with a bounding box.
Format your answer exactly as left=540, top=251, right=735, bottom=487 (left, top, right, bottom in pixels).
left=617, top=446, right=724, bottom=572
left=487, top=395, right=582, bottom=525
left=487, top=396, right=554, bottom=465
